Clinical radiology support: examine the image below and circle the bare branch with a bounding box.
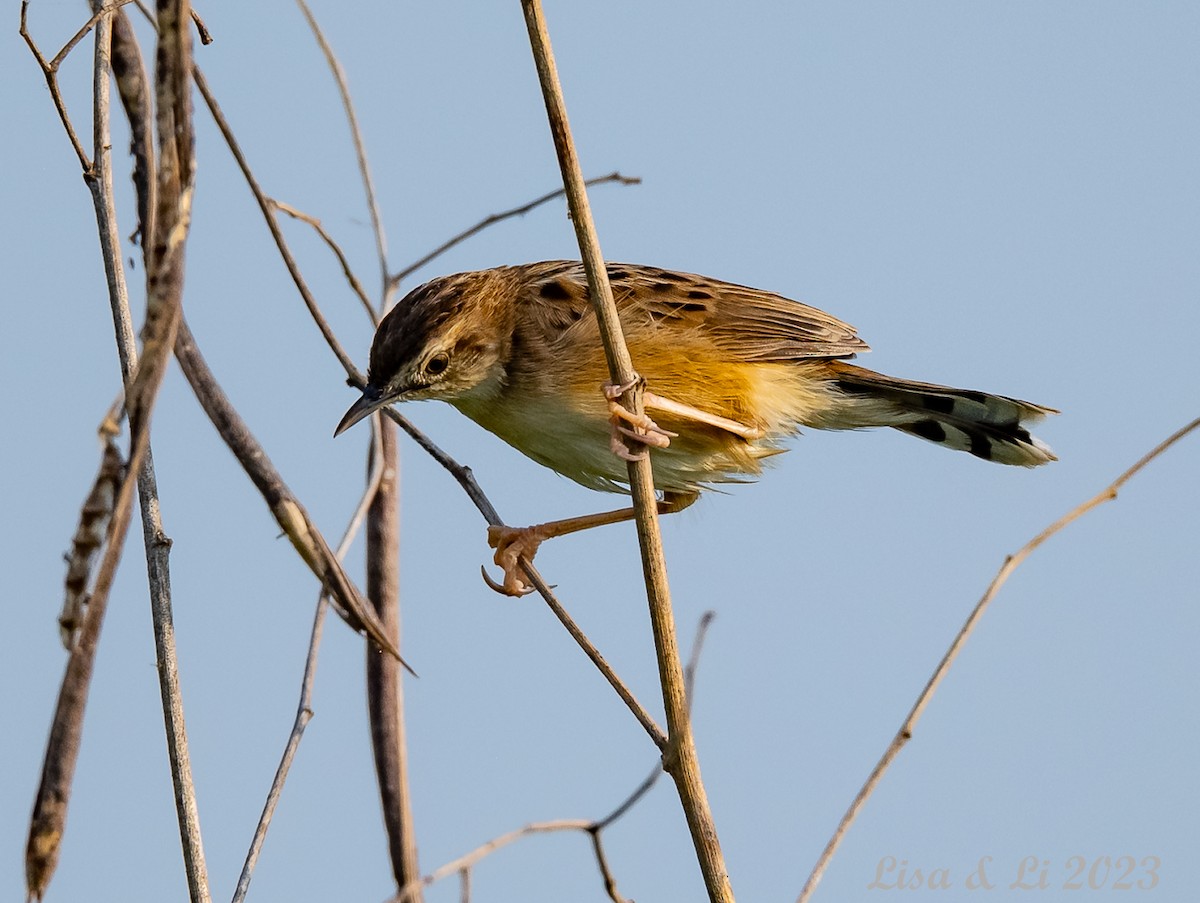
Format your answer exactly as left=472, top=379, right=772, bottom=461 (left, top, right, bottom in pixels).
left=589, top=831, right=628, bottom=903
left=294, top=0, right=389, bottom=298
left=272, top=199, right=377, bottom=324
left=366, top=418, right=422, bottom=893
left=192, top=66, right=364, bottom=379
left=379, top=611, right=714, bottom=903
left=25, top=4, right=210, bottom=898
left=388, top=398, right=666, bottom=744
left=232, top=595, right=329, bottom=903
left=518, top=3, right=732, bottom=899
left=19, top=0, right=142, bottom=171
left=390, top=171, right=640, bottom=289
left=173, top=318, right=407, bottom=666
left=234, top=423, right=390, bottom=901
left=592, top=611, right=716, bottom=831
left=391, top=821, right=592, bottom=903
left=797, top=416, right=1200, bottom=903
left=354, top=404, right=666, bottom=746
left=19, top=0, right=109, bottom=171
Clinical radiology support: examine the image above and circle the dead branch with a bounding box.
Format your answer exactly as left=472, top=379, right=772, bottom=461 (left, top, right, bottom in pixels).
left=798, top=415, right=1200, bottom=903
left=172, top=317, right=406, bottom=664
left=389, top=171, right=640, bottom=289
left=271, top=200, right=377, bottom=323
left=233, top=419, right=390, bottom=900
left=59, top=437, right=125, bottom=649
left=518, top=2, right=733, bottom=899
left=22, top=4, right=210, bottom=898
left=366, top=418, right=422, bottom=892
left=386, top=612, right=716, bottom=903
left=294, top=0, right=390, bottom=296
left=194, top=53, right=664, bottom=745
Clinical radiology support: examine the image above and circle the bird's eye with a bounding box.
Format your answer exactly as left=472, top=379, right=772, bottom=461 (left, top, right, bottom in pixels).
left=425, top=352, right=450, bottom=377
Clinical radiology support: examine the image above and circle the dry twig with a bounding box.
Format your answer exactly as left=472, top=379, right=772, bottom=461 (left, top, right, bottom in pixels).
left=232, top=596, right=330, bottom=903
left=272, top=200, right=377, bottom=323
left=798, top=416, right=1200, bottom=902
left=232, top=434, right=387, bottom=902
left=195, top=54, right=663, bottom=745
left=22, top=4, right=210, bottom=898
left=389, top=171, right=640, bottom=289
left=294, top=0, right=390, bottom=296
left=392, top=820, right=592, bottom=903
left=519, top=2, right=733, bottom=899
left=192, top=66, right=362, bottom=378
left=386, top=613, right=716, bottom=903
left=289, top=5, right=419, bottom=889
left=172, top=318, right=406, bottom=665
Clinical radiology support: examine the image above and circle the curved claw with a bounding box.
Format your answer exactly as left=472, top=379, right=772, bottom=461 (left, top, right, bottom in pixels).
left=480, top=564, right=535, bottom=597
left=603, top=376, right=643, bottom=401
left=611, top=433, right=649, bottom=462
left=604, top=381, right=676, bottom=461
left=616, top=423, right=673, bottom=448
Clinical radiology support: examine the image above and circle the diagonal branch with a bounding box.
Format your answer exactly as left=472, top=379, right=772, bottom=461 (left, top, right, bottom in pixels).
left=386, top=612, right=716, bottom=903
left=18, top=0, right=129, bottom=171
left=192, top=66, right=363, bottom=378
left=797, top=415, right=1200, bottom=903
left=378, top=405, right=667, bottom=748
left=233, top=435, right=386, bottom=902
left=271, top=200, right=377, bottom=324
left=389, top=171, right=640, bottom=289
left=194, top=53, right=663, bottom=746
left=231, top=597, right=329, bottom=903
left=288, top=7, right=419, bottom=891
left=173, top=318, right=407, bottom=666
left=294, top=0, right=390, bottom=298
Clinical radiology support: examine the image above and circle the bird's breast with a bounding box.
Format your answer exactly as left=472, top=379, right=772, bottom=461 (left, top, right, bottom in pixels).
left=451, top=385, right=629, bottom=491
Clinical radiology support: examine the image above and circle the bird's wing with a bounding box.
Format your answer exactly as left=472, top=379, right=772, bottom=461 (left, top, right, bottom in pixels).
left=509, top=261, right=869, bottom=362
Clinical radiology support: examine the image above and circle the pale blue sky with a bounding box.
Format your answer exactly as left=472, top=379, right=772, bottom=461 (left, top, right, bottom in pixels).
left=5, top=3, right=1198, bottom=901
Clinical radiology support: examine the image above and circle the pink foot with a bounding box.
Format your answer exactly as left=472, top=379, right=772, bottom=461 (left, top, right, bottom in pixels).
left=603, top=380, right=676, bottom=461
left=484, top=524, right=551, bottom=596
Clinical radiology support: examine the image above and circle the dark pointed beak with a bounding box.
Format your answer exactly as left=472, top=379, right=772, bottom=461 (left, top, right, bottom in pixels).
left=334, top=384, right=386, bottom=437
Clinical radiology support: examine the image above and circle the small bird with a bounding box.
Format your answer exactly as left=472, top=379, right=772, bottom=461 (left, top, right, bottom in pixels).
left=337, top=261, right=1056, bottom=594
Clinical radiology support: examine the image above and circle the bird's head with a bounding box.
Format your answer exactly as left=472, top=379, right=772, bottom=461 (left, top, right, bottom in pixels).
left=335, top=272, right=509, bottom=436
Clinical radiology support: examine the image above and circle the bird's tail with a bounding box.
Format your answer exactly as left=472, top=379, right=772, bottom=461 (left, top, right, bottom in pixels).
left=823, top=362, right=1058, bottom=466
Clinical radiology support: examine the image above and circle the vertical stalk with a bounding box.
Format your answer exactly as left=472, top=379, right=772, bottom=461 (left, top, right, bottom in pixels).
left=518, top=2, right=734, bottom=900
left=366, top=418, right=422, bottom=895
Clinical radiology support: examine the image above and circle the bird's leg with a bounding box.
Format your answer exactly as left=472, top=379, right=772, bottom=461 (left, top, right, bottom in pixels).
left=604, top=380, right=677, bottom=461
left=642, top=392, right=766, bottom=441
left=605, top=381, right=766, bottom=460
left=484, top=490, right=700, bottom=596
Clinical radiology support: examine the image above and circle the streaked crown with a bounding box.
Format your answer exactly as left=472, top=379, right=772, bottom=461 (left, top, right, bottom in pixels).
left=367, top=271, right=510, bottom=403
